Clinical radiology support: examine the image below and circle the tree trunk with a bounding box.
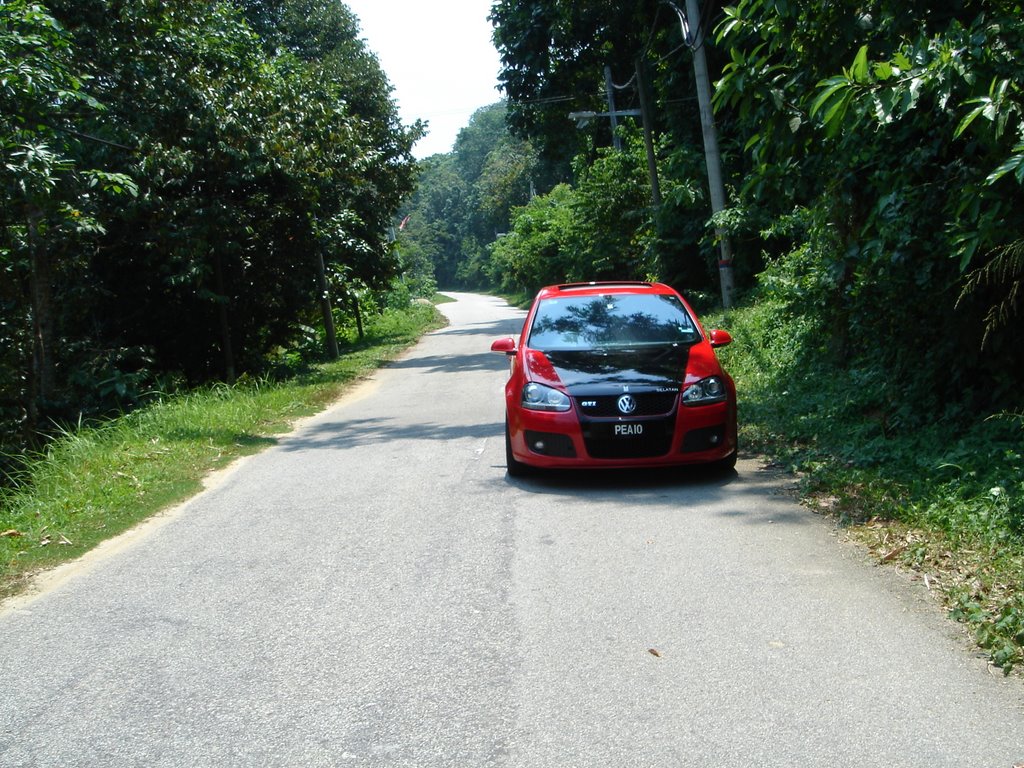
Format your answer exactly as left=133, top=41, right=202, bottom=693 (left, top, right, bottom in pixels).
left=213, top=251, right=236, bottom=384
left=352, top=294, right=364, bottom=340
left=27, top=208, right=54, bottom=421
left=315, top=251, right=339, bottom=359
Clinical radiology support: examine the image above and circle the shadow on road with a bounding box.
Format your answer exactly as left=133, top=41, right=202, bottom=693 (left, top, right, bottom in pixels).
left=428, top=318, right=523, bottom=338
left=504, top=464, right=740, bottom=491
left=384, top=351, right=508, bottom=374
left=280, top=417, right=503, bottom=452
left=501, top=456, right=807, bottom=527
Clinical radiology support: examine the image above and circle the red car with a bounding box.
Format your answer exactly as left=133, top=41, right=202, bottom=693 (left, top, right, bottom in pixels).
left=491, top=281, right=737, bottom=476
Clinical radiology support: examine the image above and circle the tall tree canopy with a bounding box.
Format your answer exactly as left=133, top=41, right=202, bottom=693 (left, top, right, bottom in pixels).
left=396, top=102, right=538, bottom=290
left=710, top=0, right=1024, bottom=413
left=0, top=0, right=423, bottom=456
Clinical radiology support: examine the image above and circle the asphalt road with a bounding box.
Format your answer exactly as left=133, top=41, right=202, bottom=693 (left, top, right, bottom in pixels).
left=1, top=292, right=1022, bottom=768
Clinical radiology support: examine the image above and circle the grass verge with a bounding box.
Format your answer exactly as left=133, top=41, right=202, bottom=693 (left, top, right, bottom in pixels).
left=0, top=301, right=446, bottom=601
left=707, top=299, right=1024, bottom=675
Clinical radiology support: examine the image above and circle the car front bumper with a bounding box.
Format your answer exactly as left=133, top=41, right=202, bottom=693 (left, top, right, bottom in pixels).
left=507, top=398, right=736, bottom=470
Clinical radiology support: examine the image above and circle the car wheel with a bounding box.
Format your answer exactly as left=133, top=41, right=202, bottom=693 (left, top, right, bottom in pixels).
left=505, top=418, right=533, bottom=478
left=711, top=449, right=738, bottom=473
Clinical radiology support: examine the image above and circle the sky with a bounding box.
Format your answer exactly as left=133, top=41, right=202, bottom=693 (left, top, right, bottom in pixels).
left=342, top=0, right=504, bottom=159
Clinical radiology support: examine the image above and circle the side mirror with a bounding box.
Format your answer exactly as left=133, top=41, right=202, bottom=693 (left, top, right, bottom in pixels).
left=708, top=329, right=733, bottom=348
left=491, top=337, right=516, bottom=354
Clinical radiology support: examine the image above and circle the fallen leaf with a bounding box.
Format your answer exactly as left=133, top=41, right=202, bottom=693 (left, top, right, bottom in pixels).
left=1, top=529, right=22, bottom=538
left=648, top=648, right=662, bottom=658
left=880, top=543, right=907, bottom=563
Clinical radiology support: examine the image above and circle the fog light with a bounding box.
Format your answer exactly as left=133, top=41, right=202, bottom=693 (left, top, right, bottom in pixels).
left=709, top=434, right=720, bottom=444
left=525, top=430, right=576, bottom=458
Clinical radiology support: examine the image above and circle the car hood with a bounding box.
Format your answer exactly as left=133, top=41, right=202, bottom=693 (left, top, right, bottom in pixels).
left=526, top=346, right=691, bottom=395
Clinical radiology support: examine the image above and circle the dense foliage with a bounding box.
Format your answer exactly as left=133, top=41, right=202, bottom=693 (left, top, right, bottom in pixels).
left=0, top=0, right=422, bottom=462
left=395, top=102, right=539, bottom=291
left=706, top=0, right=1024, bottom=672
left=408, top=2, right=1022, bottom=395
left=711, top=0, right=1024, bottom=419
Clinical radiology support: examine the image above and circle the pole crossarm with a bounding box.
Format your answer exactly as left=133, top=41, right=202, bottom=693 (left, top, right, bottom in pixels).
left=567, top=110, right=642, bottom=120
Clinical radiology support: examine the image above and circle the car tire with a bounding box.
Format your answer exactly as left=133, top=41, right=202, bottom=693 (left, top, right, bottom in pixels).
left=505, top=418, right=533, bottom=478
left=711, top=449, right=738, bottom=473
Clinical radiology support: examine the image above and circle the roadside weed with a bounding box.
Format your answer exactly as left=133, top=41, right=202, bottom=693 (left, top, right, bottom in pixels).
left=708, top=300, right=1024, bottom=674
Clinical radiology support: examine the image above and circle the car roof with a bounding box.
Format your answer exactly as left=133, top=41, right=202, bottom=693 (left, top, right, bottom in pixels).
left=535, top=281, right=676, bottom=300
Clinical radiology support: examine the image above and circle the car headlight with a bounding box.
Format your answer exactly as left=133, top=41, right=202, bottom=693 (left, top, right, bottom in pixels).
left=682, top=376, right=727, bottom=405
left=522, top=382, right=571, bottom=412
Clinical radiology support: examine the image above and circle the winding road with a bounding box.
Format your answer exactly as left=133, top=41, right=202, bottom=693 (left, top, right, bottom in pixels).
left=1, top=292, right=1022, bottom=767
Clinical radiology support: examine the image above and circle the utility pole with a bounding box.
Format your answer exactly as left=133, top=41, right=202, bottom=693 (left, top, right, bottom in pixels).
left=574, top=64, right=660, bottom=206
left=635, top=58, right=662, bottom=208
left=670, top=0, right=734, bottom=308
left=604, top=66, right=622, bottom=151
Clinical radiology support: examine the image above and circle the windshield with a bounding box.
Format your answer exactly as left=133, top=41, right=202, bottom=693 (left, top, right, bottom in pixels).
left=527, top=293, right=700, bottom=351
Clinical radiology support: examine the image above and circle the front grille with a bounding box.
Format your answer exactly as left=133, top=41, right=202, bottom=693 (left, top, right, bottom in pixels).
left=581, top=417, right=675, bottom=459
left=575, top=392, right=678, bottom=418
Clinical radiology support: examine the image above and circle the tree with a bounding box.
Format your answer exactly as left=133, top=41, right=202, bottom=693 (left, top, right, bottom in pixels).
left=489, top=0, right=661, bottom=176
left=489, top=0, right=736, bottom=295
left=488, top=132, right=686, bottom=295
left=399, top=154, right=471, bottom=289
left=489, top=183, right=576, bottom=295
left=713, top=0, right=1024, bottom=415
left=397, top=103, right=538, bottom=290
left=42, top=0, right=422, bottom=381
left=239, top=0, right=424, bottom=348
left=1, top=0, right=135, bottom=433
left=0, top=0, right=425, bottom=456
left=475, top=135, right=538, bottom=238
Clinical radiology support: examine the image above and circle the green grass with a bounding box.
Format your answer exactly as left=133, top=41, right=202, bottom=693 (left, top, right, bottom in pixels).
left=708, top=299, right=1024, bottom=673
left=0, top=302, right=446, bottom=600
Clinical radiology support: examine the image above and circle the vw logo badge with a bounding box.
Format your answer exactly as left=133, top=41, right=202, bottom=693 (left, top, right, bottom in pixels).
left=617, top=394, right=637, bottom=415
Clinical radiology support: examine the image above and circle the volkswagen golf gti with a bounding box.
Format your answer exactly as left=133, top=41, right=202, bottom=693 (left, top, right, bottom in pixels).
left=491, top=281, right=737, bottom=476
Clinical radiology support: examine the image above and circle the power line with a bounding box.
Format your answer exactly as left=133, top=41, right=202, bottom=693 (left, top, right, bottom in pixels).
left=609, top=72, right=637, bottom=91
left=647, top=0, right=720, bottom=61
left=510, top=91, right=606, bottom=108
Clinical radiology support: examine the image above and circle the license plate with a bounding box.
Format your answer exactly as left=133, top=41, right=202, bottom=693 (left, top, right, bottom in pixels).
left=612, top=422, right=644, bottom=438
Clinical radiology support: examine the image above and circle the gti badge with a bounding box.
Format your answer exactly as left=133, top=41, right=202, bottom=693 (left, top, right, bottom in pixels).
left=617, top=394, right=637, bottom=415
